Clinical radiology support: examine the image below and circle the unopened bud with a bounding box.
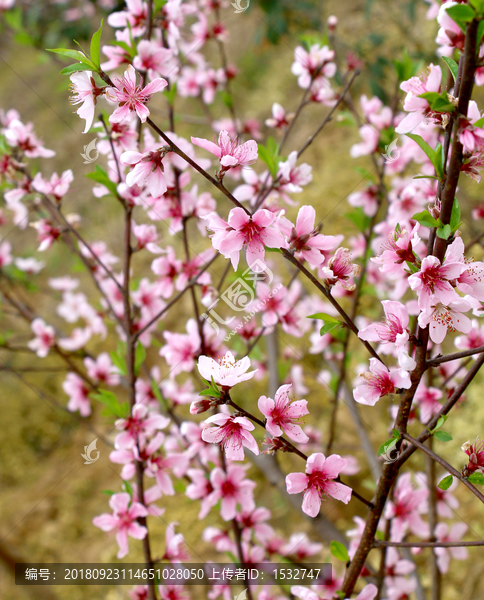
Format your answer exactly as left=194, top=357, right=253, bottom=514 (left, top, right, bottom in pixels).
left=190, top=398, right=212, bottom=415
left=328, top=15, right=338, bottom=32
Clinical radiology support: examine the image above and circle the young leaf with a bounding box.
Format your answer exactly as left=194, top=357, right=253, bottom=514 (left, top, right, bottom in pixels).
left=434, top=430, right=453, bottom=442
left=110, top=350, right=127, bottom=376
left=438, top=475, right=454, bottom=490
left=134, top=342, right=146, bottom=375
left=442, top=56, right=458, bottom=82
left=436, top=224, right=452, bottom=240
left=320, top=321, right=343, bottom=336
left=378, top=438, right=397, bottom=457
left=91, top=389, right=126, bottom=418
left=406, top=133, right=435, bottom=164
left=85, top=165, right=119, bottom=196
left=60, top=63, right=94, bottom=75
left=468, top=471, right=484, bottom=485
left=307, top=313, right=339, bottom=323
left=433, top=414, right=449, bottom=432
left=330, top=541, right=349, bottom=562
left=411, top=210, right=440, bottom=229
left=90, top=19, right=104, bottom=69
left=446, top=3, right=476, bottom=33
left=47, top=48, right=94, bottom=67
left=450, top=199, right=461, bottom=232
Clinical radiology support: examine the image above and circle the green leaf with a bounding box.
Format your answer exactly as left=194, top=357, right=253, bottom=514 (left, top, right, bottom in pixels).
left=90, top=19, right=104, bottom=69
left=110, top=350, right=127, bottom=376
left=320, top=322, right=343, bottom=336
left=473, top=116, right=484, bottom=128
left=307, top=313, right=339, bottom=323
left=436, top=224, right=452, bottom=240
left=60, top=63, right=94, bottom=75
left=450, top=199, right=461, bottom=233
left=433, top=414, right=448, bottom=432
left=413, top=175, right=441, bottom=181
left=346, top=207, right=372, bottom=232
left=468, top=471, right=484, bottom=485
left=405, top=261, right=420, bottom=275
left=91, top=389, right=127, bottom=418
left=434, top=430, right=453, bottom=442
left=411, top=210, right=440, bottom=229
left=163, top=82, right=177, bottom=107
left=258, top=138, right=281, bottom=179
left=406, top=133, right=436, bottom=166
left=134, top=342, right=146, bottom=376
left=378, top=438, right=397, bottom=457
left=101, top=489, right=115, bottom=495
left=85, top=165, right=118, bottom=197
left=394, top=50, right=420, bottom=83
left=446, top=3, right=476, bottom=33
left=47, top=48, right=94, bottom=67
left=442, top=56, right=459, bottom=82
left=438, top=475, right=454, bottom=490
left=330, top=541, right=349, bottom=562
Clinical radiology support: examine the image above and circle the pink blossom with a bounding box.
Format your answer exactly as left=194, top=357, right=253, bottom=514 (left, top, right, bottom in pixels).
left=27, top=318, right=56, bottom=357
left=121, top=147, right=168, bottom=196
left=265, top=103, right=294, bottom=129
left=32, top=169, right=74, bottom=200
left=106, top=65, right=167, bottom=123
left=114, top=403, right=170, bottom=450
left=277, top=151, right=313, bottom=197
left=205, top=464, right=256, bottom=520
left=133, top=40, right=175, bottom=80
left=92, top=492, right=148, bottom=559
left=286, top=453, right=352, bottom=517
left=205, top=207, right=284, bottom=271
left=320, top=247, right=361, bottom=291
left=291, top=44, right=336, bottom=89
left=69, top=72, right=105, bottom=133
left=384, top=472, right=429, bottom=541
left=372, top=223, right=421, bottom=277
left=197, top=351, right=256, bottom=388
left=395, top=64, right=444, bottom=134
left=358, top=300, right=416, bottom=370
left=191, top=130, right=258, bottom=170
left=62, top=373, right=91, bottom=417
left=281, top=532, right=322, bottom=560
left=353, top=358, right=411, bottom=406
left=0, top=240, right=12, bottom=268
left=160, top=318, right=201, bottom=376
left=4, top=119, right=55, bottom=158
left=84, top=352, right=120, bottom=386
left=434, top=522, right=468, bottom=573
left=258, top=383, right=309, bottom=443
left=418, top=298, right=472, bottom=344
left=107, top=0, right=148, bottom=36
left=408, top=254, right=466, bottom=311
left=151, top=246, right=182, bottom=298
left=201, top=413, right=259, bottom=461
left=278, top=205, right=342, bottom=267
left=414, top=383, right=443, bottom=423
left=350, top=125, right=379, bottom=158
